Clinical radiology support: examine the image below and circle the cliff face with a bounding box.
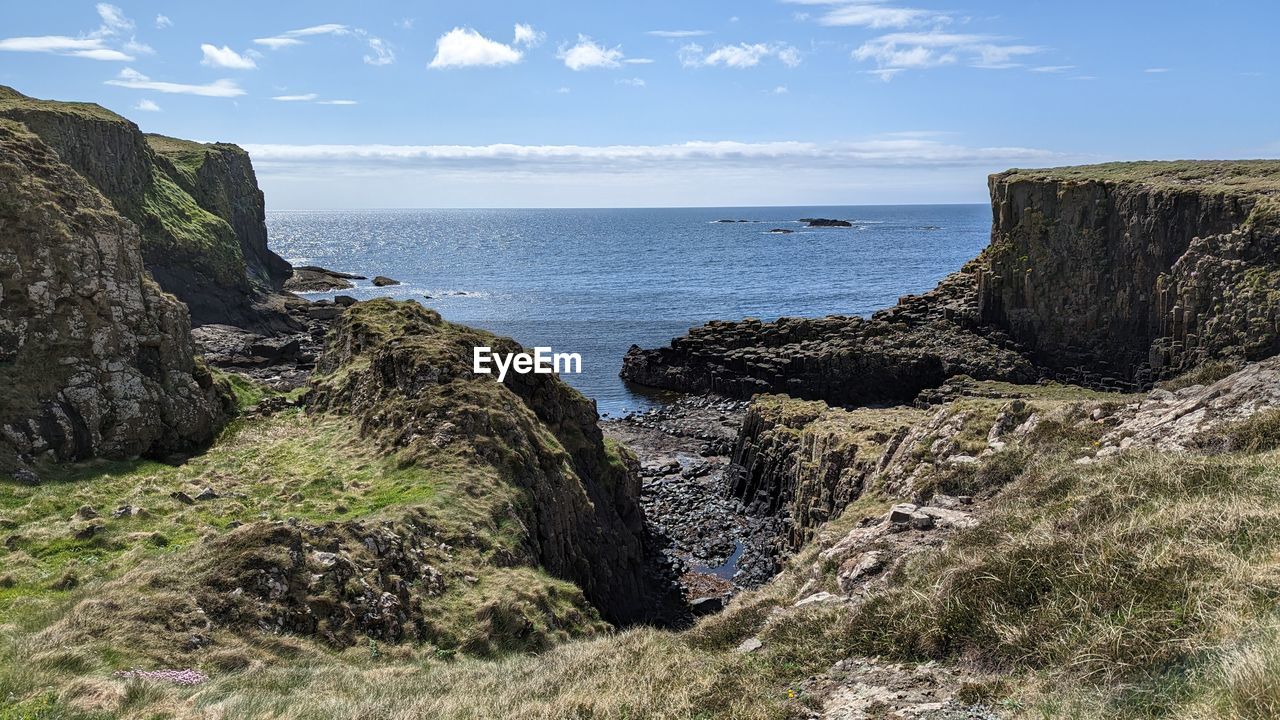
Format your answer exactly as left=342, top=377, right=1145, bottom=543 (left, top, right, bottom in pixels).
left=308, top=300, right=682, bottom=626
left=0, top=118, right=229, bottom=477
left=0, top=86, right=295, bottom=331
left=727, top=396, right=922, bottom=548
left=982, top=162, right=1280, bottom=383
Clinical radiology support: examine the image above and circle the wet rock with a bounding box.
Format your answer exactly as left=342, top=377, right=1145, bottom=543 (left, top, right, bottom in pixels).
left=372, top=276, right=400, bottom=287
left=285, top=266, right=365, bottom=293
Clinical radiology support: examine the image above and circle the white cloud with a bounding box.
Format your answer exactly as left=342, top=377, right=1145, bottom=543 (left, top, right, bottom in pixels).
left=273, top=93, right=319, bottom=101
left=680, top=42, right=801, bottom=69
left=256, top=23, right=392, bottom=65
left=155, top=14, right=172, bottom=30
left=624, top=58, right=655, bottom=64
left=616, top=77, right=646, bottom=87
left=134, top=99, right=160, bottom=112
left=123, top=38, right=153, bottom=55
left=255, top=36, right=303, bottom=49
left=246, top=138, right=1072, bottom=208
left=558, top=36, right=624, bottom=70
left=241, top=138, right=1061, bottom=171
left=772, top=85, right=789, bottom=94
left=93, top=3, right=133, bottom=36
left=0, top=3, right=144, bottom=62
left=201, top=44, right=257, bottom=69
left=364, top=37, right=394, bottom=65
left=646, top=30, right=711, bottom=38
left=255, top=24, right=349, bottom=49
left=105, top=68, right=246, bottom=97
left=513, top=23, right=545, bottom=47
left=1030, top=65, right=1074, bottom=73
left=1145, top=67, right=1170, bottom=73
left=556, top=86, right=571, bottom=94
left=318, top=99, right=358, bottom=105
left=429, top=27, right=522, bottom=68
left=784, top=0, right=949, bottom=28
left=853, top=31, right=1041, bottom=77
left=395, top=18, right=415, bottom=30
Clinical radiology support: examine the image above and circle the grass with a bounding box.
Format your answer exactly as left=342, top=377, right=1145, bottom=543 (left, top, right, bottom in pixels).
left=1158, top=360, right=1244, bottom=391
left=997, top=160, right=1280, bottom=195
left=138, top=167, right=246, bottom=289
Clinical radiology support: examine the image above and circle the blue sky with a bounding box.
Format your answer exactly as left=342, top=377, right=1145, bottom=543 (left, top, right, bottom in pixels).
left=1, top=1, right=1276, bottom=208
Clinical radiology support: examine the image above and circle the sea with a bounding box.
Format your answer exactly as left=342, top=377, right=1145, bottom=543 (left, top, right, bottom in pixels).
left=266, top=205, right=991, bottom=417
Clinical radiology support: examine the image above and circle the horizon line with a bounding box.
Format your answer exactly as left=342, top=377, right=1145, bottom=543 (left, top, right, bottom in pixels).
left=265, top=201, right=992, bottom=212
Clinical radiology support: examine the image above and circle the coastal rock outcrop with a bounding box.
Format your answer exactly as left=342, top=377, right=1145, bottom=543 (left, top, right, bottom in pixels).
left=982, top=162, right=1280, bottom=383
left=308, top=299, right=683, bottom=625
left=624, top=161, right=1280, bottom=403
left=0, top=86, right=296, bottom=331
left=0, top=118, right=229, bottom=477
left=622, top=261, right=1037, bottom=405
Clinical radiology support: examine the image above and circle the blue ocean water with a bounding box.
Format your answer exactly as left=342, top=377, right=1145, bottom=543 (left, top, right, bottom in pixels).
left=266, top=205, right=991, bottom=416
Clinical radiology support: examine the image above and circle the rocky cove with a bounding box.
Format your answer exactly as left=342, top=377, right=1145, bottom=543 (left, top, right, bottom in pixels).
left=5, top=83, right=1280, bottom=720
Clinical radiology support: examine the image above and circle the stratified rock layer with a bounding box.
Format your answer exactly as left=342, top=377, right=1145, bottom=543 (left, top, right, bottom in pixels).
left=0, top=118, right=229, bottom=476
left=308, top=299, right=682, bottom=626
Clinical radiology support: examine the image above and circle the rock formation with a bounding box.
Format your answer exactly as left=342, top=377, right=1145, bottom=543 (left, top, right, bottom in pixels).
left=0, top=85, right=296, bottom=331
left=727, top=396, right=923, bottom=548
left=625, top=161, right=1280, bottom=402
left=622, top=260, right=1037, bottom=405
left=308, top=299, right=683, bottom=625
left=982, top=161, right=1280, bottom=383
left=0, top=118, right=229, bottom=478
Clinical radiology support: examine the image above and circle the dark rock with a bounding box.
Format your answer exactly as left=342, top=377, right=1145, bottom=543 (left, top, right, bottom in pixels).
left=195, top=487, right=219, bottom=501
left=334, top=295, right=357, bottom=307
left=690, top=596, right=725, bottom=615
left=372, top=276, right=401, bottom=287
left=171, top=491, right=195, bottom=505
left=286, top=266, right=365, bottom=293
left=768, top=228, right=794, bottom=234
left=799, top=218, right=853, bottom=227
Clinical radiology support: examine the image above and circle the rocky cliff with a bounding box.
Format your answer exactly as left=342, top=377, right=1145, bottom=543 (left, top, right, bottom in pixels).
left=727, top=396, right=923, bottom=548
left=622, top=261, right=1037, bottom=405
left=0, top=118, right=229, bottom=478
left=624, top=161, right=1280, bottom=402
left=308, top=299, right=682, bottom=626
left=982, top=161, right=1280, bottom=383
left=0, top=86, right=295, bottom=331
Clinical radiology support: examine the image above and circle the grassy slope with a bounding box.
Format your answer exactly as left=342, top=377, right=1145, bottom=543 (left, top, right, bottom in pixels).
left=5, top=361, right=1280, bottom=719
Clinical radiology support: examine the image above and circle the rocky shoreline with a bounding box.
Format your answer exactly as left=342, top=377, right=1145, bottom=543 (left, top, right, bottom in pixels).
left=604, top=397, right=782, bottom=605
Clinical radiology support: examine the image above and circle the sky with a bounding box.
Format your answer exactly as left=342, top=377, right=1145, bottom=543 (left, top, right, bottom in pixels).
left=0, top=1, right=1276, bottom=209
